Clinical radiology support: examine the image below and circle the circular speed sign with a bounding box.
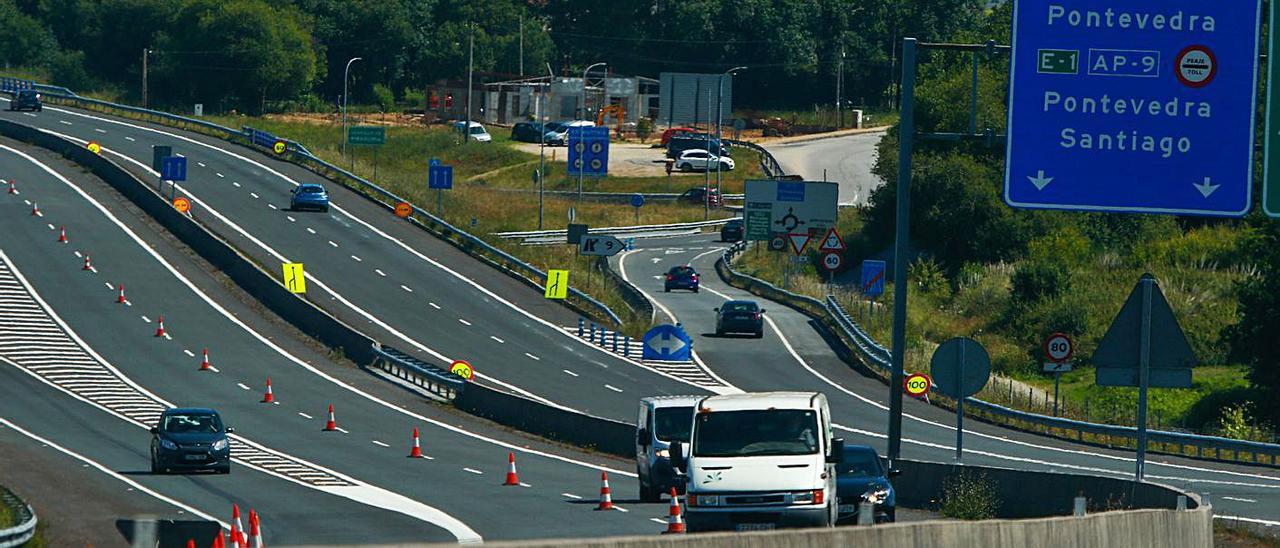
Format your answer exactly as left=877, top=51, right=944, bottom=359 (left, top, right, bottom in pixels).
left=1043, top=332, right=1074, bottom=363
left=904, top=373, right=931, bottom=397
left=821, top=252, right=842, bottom=272
left=449, top=359, right=475, bottom=381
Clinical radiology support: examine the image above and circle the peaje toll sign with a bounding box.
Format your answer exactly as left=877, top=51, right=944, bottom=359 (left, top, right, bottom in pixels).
left=904, top=373, right=931, bottom=397
left=1175, top=45, right=1216, bottom=88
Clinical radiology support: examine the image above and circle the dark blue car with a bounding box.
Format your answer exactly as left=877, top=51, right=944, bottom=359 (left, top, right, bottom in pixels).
left=836, top=445, right=897, bottom=523
left=150, top=408, right=232, bottom=474
left=9, top=89, right=41, bottom=112
left=664, top=265, right=699, bottom=293
left=290, top=183, right=329, bottom=212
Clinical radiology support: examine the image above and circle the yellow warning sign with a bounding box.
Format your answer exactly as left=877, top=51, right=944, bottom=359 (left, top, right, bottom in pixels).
left=544, top=269, right=569, bottom=300
left=282, top=262, right=306, bottom=294
left=87, top=141, right=102, bottom=155
left=450, top=359, right=474, bottom=381
left=273, top=140, right=287, bottom=155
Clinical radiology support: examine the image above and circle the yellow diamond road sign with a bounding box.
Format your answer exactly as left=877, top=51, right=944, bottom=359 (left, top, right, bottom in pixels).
left=282, top=262, right=306, bottom=294
left=544, top=269, right=569, bottom=300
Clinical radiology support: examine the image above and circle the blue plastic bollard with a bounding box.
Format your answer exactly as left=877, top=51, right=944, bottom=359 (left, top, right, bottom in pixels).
left=578, top=318, right=585, bottom=337
left=611, top=332, right=619, bottom=352
left=590, top=323, right=597, bottom=343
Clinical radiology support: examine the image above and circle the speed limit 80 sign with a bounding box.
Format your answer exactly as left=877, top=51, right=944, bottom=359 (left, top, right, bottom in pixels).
left=1043, top=332, right=1073, bottom=363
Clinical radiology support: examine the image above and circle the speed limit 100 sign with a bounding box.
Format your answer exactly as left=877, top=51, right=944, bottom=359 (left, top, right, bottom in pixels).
left=904, top=373, right=930, bottom=397
left=1043, top=332, right=1073, bottom=363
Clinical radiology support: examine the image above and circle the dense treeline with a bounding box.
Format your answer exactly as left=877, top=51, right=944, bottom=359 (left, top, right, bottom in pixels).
left=1, top=0, right=985, bottom=112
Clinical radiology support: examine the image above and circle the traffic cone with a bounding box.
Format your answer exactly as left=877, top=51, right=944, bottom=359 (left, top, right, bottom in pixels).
left=230, top=504, right=244, bottom=548
left=57, top=226, right=67, bottom=243
left=6, top=180, right=15, bottom=194
left=82, top=254, right=93, bottom=271
left=595, top=471, right=614, bottom=511
left=154, top=315, right=166, bottom=337
left=503, top=452, right=520, bottom=485
left=200, top=348, right=212, bottom=371
left=212, top=529, right=226, bottom=548
left=247, top=510, right=263, bottom=548
left=662, top=487, right=686, bottom=534
left=186, top=540, right=195, bottom=548
left=30, top=202, right=39, bottom=216
left=261, top=378, right=274, bottom=403
left=116, top=284, right=126, bottom=304
left=408, top=427, right=424, bottom=458
left=323, top=404, right=337, bottom=431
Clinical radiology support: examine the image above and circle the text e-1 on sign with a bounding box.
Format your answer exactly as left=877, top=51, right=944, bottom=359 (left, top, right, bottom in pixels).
left=1004, top=0, right=1262, bottom=217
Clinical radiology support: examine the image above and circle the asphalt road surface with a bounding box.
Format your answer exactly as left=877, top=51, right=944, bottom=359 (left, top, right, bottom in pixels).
left=765, top=131, right=887, bottom=206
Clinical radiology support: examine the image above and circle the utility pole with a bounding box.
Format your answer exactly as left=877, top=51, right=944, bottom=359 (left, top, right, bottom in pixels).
left=716, top=66, right=746, bottom=207
left=141, top=48, right=150, bottom=108
left=519, top=14, right=525, bottom=77
left=704, top=89, right=711, bottom=221
left=578, top=62, right=606, bottom=202
left=466, top=22, right=474, bottom=143
left=837, top=46, right=845, bottom=129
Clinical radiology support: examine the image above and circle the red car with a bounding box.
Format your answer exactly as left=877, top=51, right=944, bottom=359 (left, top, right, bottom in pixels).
left=660, top=127, right=698, bottom=146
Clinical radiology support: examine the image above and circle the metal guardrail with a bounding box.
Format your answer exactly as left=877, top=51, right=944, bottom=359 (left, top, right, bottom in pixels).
left=494, top=218, right=734, bottom=239
left=23, top=85, right=624, bottom=326
left=0, top=486, right=37, bottom=548
left=370, top=344, right=465, bottom=400
left=718, top=242, right=1280, bottom=466
left=726, top=139, right=784, bottom=179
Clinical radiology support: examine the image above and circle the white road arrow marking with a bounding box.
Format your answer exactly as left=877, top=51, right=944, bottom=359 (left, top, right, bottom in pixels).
left=651, top=257, right=662, bottom=264
left=1027, top=170, right=1054, bottom=190
left=1194, top=176, right=1220, bottom=198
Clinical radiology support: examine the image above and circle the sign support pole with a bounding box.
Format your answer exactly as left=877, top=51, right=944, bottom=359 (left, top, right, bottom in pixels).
left=955, top=341, right=965, bottom=462
left=887, top=38, right=916, bottom=464
left=1136, top=277, right=1153, bottom=481
left=1053, top=372, right=1061, bottom=417
left=437, top=188, right=443, bottom=216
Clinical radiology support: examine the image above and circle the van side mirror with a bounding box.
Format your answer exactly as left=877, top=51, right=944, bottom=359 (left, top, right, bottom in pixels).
left=669, top=441, right=686, bottom=471
left=149, top=427, right=159, bottom=434
left=713, top=307, right=720, bottom=312
left=637, top=428, right=650, bottom=446
left=827, top=438, right=845, bottom=464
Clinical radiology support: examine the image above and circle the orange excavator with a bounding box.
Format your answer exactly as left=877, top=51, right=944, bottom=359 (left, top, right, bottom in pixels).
left=595, top=103, right=627, bottom=136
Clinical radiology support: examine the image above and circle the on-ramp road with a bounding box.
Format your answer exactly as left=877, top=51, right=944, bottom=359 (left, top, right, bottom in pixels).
left=764, top=130, right=886, bottom=206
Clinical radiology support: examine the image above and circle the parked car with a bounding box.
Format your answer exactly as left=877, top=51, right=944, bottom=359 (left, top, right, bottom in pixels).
left=660, top=126, right=698, bottom=146
left=714, top=300, right=764, bottom=337
left=8, top=89, right=41, bottom=112
left=635, top=395, right=700, bottom=502
left=664, top=265, right=700, bottom=292
left=675, top=149, right=735, bottom=172
left=511, top=122, right=550, bottom=143
left=290, top=183, right=330, bottom=212
left=835, top=445, right=898, bottom=524
left=667, top=135, right=729, bottom=158
left=452, top=121, right=492, bottom=142
left=541, top=122, right=570, bottom=145
left=678, top=187, right=722, bottom=207
left=150, top=408, right=233, bottom=474
left=720, top=218, right=744, bottom=242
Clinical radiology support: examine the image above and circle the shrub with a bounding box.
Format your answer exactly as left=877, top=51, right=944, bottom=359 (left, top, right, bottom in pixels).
left=909, top=257, right=948, bottom=296
left=939, top=470, right=998, bottom=520
left=372, top=83, right=396, bottom=112
left=636, top=117, right=653, bottom=143
left=1216, top=403, right=1274, bottom=442
left=1010, top=260, right=1071, bottom=303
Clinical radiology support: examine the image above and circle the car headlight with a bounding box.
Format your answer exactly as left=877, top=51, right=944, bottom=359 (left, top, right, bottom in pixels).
left=159, top=439, right=177, bottom=450
left=655, top=449, right=670, bottom=458
left=691, top=494, right=719, bottom=506
left=213, top=438, right=229, bottom=451
left=862, top=487, right=891, bottom=505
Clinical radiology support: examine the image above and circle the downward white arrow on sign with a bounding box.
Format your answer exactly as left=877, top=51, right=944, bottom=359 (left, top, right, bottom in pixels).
left=1027, top=170, right=1054, bottom=190
left=1193, top=176, right=1220, bottom=198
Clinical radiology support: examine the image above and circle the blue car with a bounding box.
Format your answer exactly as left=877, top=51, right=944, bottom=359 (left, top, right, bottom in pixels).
left=150, top=408, right=233, bottom=474
left=664, top=265, right=699, bottom=293
left=835, top=445, right=898, bottom=523
left=290, top=183, right=329, bottom=212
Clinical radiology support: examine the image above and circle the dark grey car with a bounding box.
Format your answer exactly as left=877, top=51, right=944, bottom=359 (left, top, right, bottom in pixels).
left=715, top=300, right=764, bottom=337
left=150, top=408, right=232, bottom=474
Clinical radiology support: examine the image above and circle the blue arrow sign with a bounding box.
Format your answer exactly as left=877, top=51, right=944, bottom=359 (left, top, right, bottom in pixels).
left=641, top=324, right=692, bottom=361
left=860, top=260, right=886, bottom=298
left=1004, top=0, right=1262, bottom=217
left=568, top=126, right=610, bottom=177
left=161, top=156, right=187, bottom=182
left=428, top=164, right=453, bottom=190
left=631, top=193, right=645, bottom=208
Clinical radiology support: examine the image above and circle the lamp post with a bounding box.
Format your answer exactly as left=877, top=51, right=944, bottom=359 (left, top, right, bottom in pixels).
left=716, top=66, right=747, bottom=208
left=341, top=57, right=363, bottom=158
left=578, top=62, right=607, bottom=202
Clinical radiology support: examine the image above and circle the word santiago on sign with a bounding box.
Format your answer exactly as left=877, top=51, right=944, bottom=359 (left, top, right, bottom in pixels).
left=743, top=180, right=838, bottom=241
left=1004, top=1, right=1262, bottom=217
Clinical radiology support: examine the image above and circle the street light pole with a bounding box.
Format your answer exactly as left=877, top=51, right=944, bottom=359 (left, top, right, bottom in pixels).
left=341, top=57, right=363, bottom=158
left=578, top=62, right=606, bottom=202
left=716, top=66, right=747, bottom=211
left=538, top=80, right=547, bottom=229
left=466, top=23, right=474, bottom=143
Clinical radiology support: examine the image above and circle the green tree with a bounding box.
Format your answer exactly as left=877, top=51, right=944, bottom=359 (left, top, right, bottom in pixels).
left=0, top=0, right=59, bottom=68
left=1224, top=220, right=1280, bottom=421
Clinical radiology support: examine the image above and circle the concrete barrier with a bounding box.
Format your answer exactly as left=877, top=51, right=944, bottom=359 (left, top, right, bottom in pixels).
left=0, top=119, right=379, bottom=365
left=434, top=505, right=1212, bottom=548
left=453, top=383, right=635, bottom=457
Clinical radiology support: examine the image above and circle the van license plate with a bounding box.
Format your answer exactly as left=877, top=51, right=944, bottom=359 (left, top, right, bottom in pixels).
left=838, top=504, right=856, bottom=513
left=735, top=524, right=775, bottom=532
left=184, top=454, right=205, bottom=461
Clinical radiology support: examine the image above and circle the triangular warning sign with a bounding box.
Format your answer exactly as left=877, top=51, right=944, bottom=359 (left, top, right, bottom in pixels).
left=787, top=233, right=810, bottom=255
left=819, top=228, right=846, bottom=252
left=1093, top=274, right=1197, bottom=388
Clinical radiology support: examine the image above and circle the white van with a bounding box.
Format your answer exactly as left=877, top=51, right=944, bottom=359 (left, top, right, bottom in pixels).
left=636, top=395, right=701, bottom=502
left=453, top=121, right=492, bottom=142
left=671, top=392, right=843, bottom=532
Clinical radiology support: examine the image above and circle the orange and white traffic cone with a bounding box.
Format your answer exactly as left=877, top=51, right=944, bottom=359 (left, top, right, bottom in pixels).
left=30, top=202, right=39, bottom=216
left=154, top=315, right=166, bottom=337
left=186, top=540, right=195, bottom=548
left=57, top=226, right=68, bottom=243
left=7, top=180, right=16, bottom=194
left=595, top=471, right=614, bottom=511
left=503, top=452, right=520, bottom=486
left=408, top=427, right=424, bottom=458
left=212, top=528, right=226, bottom=548
left=200, top=348, right=212, bottom=371
left=323, top=404, right=337, bottom=431
left=116, top=283, right=127, bottom=304
left=230, top=504, right=244, bottom=548
left=662, top=487, right=686, bottom=534
left=247, top=510, right=263, bottom=548
left=261, top=378, right=274, bottom=403
left=82, top=254, right=93, bottom=271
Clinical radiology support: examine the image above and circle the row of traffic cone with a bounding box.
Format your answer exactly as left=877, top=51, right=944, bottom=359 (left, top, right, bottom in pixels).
left=186, top=504, right=264, bottom=548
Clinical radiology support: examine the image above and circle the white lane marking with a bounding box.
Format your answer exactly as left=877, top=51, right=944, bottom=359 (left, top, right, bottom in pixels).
left=0, top=419, right=227, bottom=527
left=519, top=482, right=532, bottom=487
left=525, top=353, right=540, bottom=361
left=1217, top=515, right=1280, bottom=526
left=46, top=223, right=55, bottom=230
left=141, top=315, right=151, bottom=323
left=306, top=227, right=316, bottom=234
left=351, top=255, right=362, bottom=262
left=463, top=468, right=483, bottom=475
left=94, top=128, right=107, bottom=134
left=197, top=162, right=207, bottom=168
left=250, top=192, right=259, bottom=199
left=650, top=518, right=667, bottom=524
left=216, top=172, right=225, bottom=178
left=232, top=182, right=241, bottom=188
left=182, top=349, right=195, bottom=357
left=401, top=285, right=413, bottom=293
left=335, top=427, right=350, bottom=434
left=59, top=120, right=72, bottom=125
left=299, top=412, right=313, bottom=419
left=23, top=113, right=36, bottom=117
left=563, top=370, right=578, bottom=377
left=375, top=269, right=387, bottom=277
left=237, top=383, right=251, bottom=391
left=286, top=215, right=295, bottom=222
left=104, top=282, right=113, bottom=290
left=1222, top=497, right=1257, bottom=503
left=74, top=250, right=82, bottom=258
left=429, top=302, right=440, bottom=310
left=605, top=384, right=623, bottom=393
left=457, top=319, right=471, bottom=326
left=328, top=240, right=338, bottom=248
left=268, top=204, right=277, bottom=210
left=125, top=136, right=135, bottom=142
left=490, top=336, right=504, bottom=343
left=372, top=440, right=390, bottom=448
left=562, top=493, right=582, bottom=499
left=613, top=506, right=629, bottom=513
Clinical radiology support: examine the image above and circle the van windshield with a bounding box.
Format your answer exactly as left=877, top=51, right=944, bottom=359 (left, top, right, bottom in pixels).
left=654, top=406, right=693, bottom=443
left=693, top=410, right=819, bottom=457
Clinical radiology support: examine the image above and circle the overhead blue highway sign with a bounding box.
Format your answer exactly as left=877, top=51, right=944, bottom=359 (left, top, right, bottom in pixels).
left=642, top=324, right=692, bottom=362
left=1004, top=0, right=1262, bottom=217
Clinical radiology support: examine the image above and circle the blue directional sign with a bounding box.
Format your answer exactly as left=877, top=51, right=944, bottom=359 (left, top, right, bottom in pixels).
left=428, top=164, right=453, bottom=190
left=631, top=193, right=645, bottom=208
left=160, top=156, right=187, bottom=182
left=1004, top=0, right=1262, bottom=217
left=642, top=324, right=692, bottom=362
left=568, top=126, right=609, bottom=177
left=860, top=260, right=886, bottom=298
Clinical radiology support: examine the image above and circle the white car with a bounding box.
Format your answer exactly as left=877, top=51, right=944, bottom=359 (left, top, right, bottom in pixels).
left=676, top=149, right=735, bottom=172
left=453, top=121, right=492, bottom=142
